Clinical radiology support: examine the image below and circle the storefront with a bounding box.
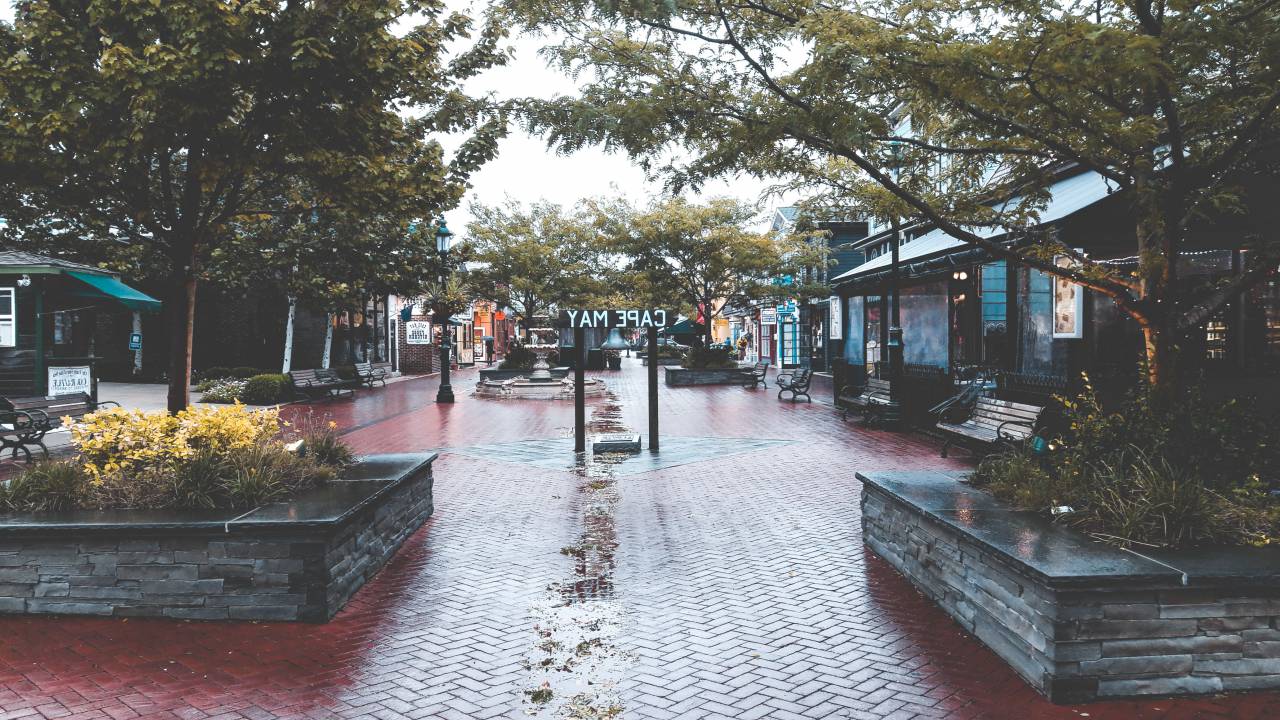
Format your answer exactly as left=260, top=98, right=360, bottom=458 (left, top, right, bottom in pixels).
left=0, top=251, right=161, bottom=398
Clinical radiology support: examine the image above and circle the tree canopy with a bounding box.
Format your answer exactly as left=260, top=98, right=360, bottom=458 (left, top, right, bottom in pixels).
left=502, top=0, right=1280, bottom=390
left=0, top=0, right=509, bottom=410
left=464, top=200, right=616, bottom=333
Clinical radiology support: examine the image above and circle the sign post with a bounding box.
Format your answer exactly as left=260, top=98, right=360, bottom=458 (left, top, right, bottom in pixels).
left=556, top=308, right=672, bottom=453
left=574, top=326, right=587, bottom=453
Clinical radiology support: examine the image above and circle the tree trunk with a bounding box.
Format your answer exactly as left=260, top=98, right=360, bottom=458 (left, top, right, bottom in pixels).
left=321, top=313, right=334, bottom=369
left=165, top=254, right=197, bottom=414
left=281, top=297, right=296, bottom=373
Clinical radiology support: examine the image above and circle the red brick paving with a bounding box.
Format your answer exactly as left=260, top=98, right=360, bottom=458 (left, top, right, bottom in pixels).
left=2, top=360, right=1278, bottom=719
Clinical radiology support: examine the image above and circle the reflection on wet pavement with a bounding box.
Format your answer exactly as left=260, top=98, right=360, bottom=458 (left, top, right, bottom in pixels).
left=522, top=397, right=631, bottom=718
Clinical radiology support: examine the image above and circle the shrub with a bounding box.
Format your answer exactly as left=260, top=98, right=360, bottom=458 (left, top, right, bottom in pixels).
left=6, top=405, right=340, bottom=512
left=200, top=378, right=247, bottom=403
left=231, top=366, right=261, bottom=379
left=199, top=366, right=234, bottom=382
left=970, top=378, right=1279, bottom=548
left=242, top=374, right=290, bottom=405
left=681, top=345, right=737, bottom=369
left=499, top=345, right=559, bottom=369
left=302, top=424, right=356, bottom=468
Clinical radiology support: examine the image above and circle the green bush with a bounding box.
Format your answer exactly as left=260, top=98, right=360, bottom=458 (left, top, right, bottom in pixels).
left=242, top=374, right=290, bottom=405
left=681, top=346, right=737, bottom=369
left=231, top=366, right=261, bottom=379
left=301, top=427, right=356, bottom=468
left=499, top=345, right=559, bottom=369
left=198, top=366, right=234, bottom=382
left=970, top=378, right=1279, bottom=548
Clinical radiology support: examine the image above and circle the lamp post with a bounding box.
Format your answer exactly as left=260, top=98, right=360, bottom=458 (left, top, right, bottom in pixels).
left=435, top=216, right=456, bottom=404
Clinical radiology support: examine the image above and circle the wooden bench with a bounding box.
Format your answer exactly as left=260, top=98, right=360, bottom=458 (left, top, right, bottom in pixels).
left=1, top=393, right=121, bottom=462
left=776, top=368, right=813, bottom=402
left=741, top=360, right=770, bottom=388
left=838, top=378, right=893, bottom=423
left=936, top=396, right=1045, bottom=458
left=353, top=361, right=393, bottom=388
left=289, top=369, right=355, bottom=400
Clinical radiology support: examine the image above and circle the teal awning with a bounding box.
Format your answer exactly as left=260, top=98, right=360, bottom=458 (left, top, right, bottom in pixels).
left=66, top=271, right=162, bottom=313
left=664, top=318, right=698, bottom=335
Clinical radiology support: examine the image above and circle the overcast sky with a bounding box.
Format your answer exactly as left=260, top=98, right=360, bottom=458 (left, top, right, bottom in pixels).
left=0, top=1, right=788, bottom=238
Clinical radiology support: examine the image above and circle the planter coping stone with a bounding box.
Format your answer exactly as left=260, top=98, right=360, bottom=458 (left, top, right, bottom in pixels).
left=858, top=470, right=1181, bottom=587
left=0, top=452, right=437, bottom=536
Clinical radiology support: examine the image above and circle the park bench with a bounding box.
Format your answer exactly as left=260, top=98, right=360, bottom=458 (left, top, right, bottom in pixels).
left=289, top=369, right=355, bottom=401
left=353, top=361, right=393, bottom=388
left=837, top=378, right=893, bottom=423
left=0, top=393, right=121, bottom=462
left=936, top=396, right=1045, bottom=458
left=741, top=360, right=770, bottom=388
left=776, top=368, right=813, bottom=402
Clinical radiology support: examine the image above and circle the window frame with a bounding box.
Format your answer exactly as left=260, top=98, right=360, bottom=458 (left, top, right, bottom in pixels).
left=0, top=286, right=16, bottom=348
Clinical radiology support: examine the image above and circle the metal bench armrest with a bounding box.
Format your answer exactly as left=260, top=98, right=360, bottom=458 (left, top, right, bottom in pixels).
left=996, top=419, right=1035, bottom=439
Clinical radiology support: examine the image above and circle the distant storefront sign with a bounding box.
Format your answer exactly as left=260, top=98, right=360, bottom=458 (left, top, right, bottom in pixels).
left=556, top=309, right=672, bottom=328
left=405, top=320, right=432, bottom=345
left=828, top=296, right=842, bottom=340
left=760, top=308, right=777, bottom=324
left=128, top=332, right=142, bottom=351
left=48, top=366, right=91, bottom=397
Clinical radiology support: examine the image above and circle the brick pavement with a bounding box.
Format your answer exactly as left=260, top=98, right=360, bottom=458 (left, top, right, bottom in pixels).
left=2, top=359, right=1278, bottom=719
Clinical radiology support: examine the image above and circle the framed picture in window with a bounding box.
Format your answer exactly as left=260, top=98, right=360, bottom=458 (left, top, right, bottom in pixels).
left=1052, top=256, right=1084, bottom=339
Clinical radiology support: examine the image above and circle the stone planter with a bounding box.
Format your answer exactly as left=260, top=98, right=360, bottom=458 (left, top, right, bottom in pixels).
left=664, top=366, right=749, bottom=386
left=478, top=367, right=569, bottom=382
left=859, top=470, right=1280, bottom=703
left=0, top=453, right=436, bottom=622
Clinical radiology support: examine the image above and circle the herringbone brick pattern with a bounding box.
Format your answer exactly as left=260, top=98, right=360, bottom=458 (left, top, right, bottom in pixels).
left=1, top=361, right=1277, bottom=719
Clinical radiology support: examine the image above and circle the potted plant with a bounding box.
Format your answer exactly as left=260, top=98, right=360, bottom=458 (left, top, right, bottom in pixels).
left=604, top=349, right=622, bottom=370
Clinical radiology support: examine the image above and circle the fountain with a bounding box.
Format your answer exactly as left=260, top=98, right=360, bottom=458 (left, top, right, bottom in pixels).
left=475, top=350, right=607, bottom=399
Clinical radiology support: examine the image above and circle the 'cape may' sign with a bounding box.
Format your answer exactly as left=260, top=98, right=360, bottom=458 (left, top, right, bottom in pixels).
left=558, top=309, right=672, bottom=329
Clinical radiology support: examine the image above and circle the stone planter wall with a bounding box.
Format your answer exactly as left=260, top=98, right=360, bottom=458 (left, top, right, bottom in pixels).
left=640, top=357, right=684, bottom=367
left=664, top=367, right=748, bottom=386
left=0, top=453, right=435, bottom=622
left=860, top=470, right=1280, bottom=703
left=478, top=367, right=568, bottom=382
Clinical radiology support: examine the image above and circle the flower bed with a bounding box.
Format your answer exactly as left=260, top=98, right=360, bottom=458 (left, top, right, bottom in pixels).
left=1, top=405, right=351, bottom=513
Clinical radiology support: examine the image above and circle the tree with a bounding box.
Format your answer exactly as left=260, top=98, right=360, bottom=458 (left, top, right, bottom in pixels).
left=0, top=0, right=508, bottom=411
left=465, top=200, right=614, bottom=337
left=597, top=196, right=825, bottom=347
left=502, top=0, right=1280, bottom=394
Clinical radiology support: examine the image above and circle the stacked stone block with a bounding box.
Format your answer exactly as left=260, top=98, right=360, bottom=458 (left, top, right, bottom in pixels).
left=0, top=462, right=433, bottom=622
left=861, top=479, right=1280, bottom=703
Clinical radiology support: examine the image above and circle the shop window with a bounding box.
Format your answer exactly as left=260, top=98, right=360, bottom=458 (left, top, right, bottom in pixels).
left=980, top=262, right=1008, bottom=366
left=1018, top=268, right=1059, bottom=374
left=900, top=282, right=949, bottom=368
left=1244, top=279, right=1280, bottom=373
left=1204, top=316, right=1228, bottom=361
left=0, top=288, right=14, bottom=347
left=865, top=295, right=882, bottom=376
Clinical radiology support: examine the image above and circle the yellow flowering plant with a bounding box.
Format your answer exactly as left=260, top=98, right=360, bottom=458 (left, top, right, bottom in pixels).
left=68, top=403, right=280, bottom=484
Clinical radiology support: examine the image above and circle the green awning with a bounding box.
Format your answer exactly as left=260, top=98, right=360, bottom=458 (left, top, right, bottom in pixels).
left=664, top=318, right=698, bottom=335
left=66, top=271, right=162, bottom=313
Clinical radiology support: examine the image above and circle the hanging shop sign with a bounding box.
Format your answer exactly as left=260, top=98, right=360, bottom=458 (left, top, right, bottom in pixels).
left=556, top=309, right=672, bottom=328
left=48, top=366, right=91, bottom=397
left=1052, top=256, right=1085, bottom=339
left=828, top=296, right=842, bottom=340
left=760, top=308, right=777, bottom=324
left=128, top=332, right=143, bottom=351
left=405, top=320, right=432, bottom=345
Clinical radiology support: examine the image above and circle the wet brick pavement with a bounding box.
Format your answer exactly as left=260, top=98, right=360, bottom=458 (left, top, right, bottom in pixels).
left=2, top=360, right=1279, bottom=719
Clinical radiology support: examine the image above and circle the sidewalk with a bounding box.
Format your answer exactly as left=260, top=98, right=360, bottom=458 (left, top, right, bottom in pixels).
left=1, top=358, right=1276, bottom=719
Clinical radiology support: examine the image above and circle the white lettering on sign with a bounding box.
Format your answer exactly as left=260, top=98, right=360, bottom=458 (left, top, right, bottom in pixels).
left=557, top=309, right=672, bottom=328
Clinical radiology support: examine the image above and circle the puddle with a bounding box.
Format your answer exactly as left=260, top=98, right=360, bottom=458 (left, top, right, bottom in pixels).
left=522, top=396, right=632, bottom=718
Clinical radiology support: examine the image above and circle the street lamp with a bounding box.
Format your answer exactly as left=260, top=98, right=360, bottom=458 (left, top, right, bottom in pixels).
left=435, top=216, right=456, bottom=404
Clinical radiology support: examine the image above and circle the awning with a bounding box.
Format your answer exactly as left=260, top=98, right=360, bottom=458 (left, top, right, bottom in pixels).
left=664, top=318, right=699, bottom=335
left=66, top=271, right=162, bottom=313
left=832, top=170, right=1115, bottom=284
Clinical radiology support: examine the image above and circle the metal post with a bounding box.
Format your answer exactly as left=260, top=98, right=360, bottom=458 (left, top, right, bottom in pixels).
left=574, top=326, right=586, bottom=453
left=647, top=325, right=659, bottom=451
left=437, top=323, right=454, bottom=403
left=886, top=218, right=904, bottom=425
left=33, top=277, right=45, bottom=396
